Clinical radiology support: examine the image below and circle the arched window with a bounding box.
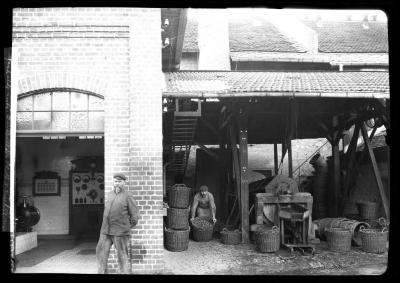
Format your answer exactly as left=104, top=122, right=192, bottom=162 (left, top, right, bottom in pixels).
left=17, top=89, right=104, bottom=135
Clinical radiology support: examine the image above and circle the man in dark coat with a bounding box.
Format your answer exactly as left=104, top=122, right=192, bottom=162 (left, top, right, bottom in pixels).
left=96, top=173, right=139, bottom=274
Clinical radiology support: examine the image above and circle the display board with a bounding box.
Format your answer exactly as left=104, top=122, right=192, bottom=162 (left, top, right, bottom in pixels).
left=71, top=172, right=104, bottom=205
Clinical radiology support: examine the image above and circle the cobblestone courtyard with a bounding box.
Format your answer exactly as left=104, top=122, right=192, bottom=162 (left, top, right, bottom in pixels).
left=14, top=237, right=387, bottom=275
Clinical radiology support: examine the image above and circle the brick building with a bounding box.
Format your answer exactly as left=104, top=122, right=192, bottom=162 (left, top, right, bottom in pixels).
left=9, top=8, right=389, bottom=274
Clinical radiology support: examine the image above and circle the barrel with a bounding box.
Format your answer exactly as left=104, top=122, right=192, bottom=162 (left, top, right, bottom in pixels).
left=357, top=201, right=378, bottom=220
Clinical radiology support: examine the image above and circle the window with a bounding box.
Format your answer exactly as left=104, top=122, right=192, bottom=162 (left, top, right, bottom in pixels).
left=17, top=90, right=104, bottom=133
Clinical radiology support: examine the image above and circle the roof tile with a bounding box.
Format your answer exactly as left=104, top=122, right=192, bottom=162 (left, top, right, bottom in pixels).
left=164, top=71, right=389, bottom=96
left=302, top=20, right=388, bottom=53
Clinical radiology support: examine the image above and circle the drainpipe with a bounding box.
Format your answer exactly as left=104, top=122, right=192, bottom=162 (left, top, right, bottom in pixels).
left=163, top=162, right=171, bottom=198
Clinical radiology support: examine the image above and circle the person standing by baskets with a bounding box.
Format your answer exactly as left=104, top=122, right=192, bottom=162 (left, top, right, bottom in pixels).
left=96, top=173, right=139, bottom=274
left=190, top=185, right=217, bottom=224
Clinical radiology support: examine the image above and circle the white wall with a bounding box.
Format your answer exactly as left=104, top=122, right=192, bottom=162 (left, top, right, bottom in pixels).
left=16, top=137, right=103, bottom=235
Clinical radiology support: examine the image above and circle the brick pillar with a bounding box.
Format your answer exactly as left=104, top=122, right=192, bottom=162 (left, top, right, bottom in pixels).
left=127, top=8, right=164, bottom=274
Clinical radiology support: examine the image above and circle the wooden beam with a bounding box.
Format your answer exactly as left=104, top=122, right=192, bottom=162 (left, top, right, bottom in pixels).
left=288, top=139, right=293, bottom=177
left=193, top=140, right=220, bottom=161
left=340, top=122, right=361, bottom=214
left=199, top=117, right=219, bottom=138
left=274, top=143, right=279, bottom=175
left=331, top=115, right=340, bottom=217
left=360, top=124, right=390, bottom=218
left=238, top=108, right=250, bottom=243
left=219, top=113, right=233, bottom=130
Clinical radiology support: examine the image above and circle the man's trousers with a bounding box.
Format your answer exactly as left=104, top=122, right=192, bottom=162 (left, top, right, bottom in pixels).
left=96, top=234, right=130, bottom=274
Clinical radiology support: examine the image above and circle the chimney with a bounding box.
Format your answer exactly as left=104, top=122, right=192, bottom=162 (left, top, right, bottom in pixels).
left=346, top=15, right=352, bottom=21
left=362, top=14, right=369, bottom=29
left=197, top=9, right=230, bottom=70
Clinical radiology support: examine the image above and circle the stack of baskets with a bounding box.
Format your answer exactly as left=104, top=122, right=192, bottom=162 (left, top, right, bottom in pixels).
left=359, top=226, right=388, bottom=254
left=255, top=226, right=280, bottom=253
left=220, top=228, right=241, bottom=245
left=164, top=184, right=191, bottom=252
left=325, top=227, right=352, bottom=252
left=191, top=216, right=214, bottom=242
left=356, top=201, right=378, bottom=222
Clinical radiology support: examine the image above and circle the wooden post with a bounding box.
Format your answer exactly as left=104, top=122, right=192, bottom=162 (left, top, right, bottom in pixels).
left=331, top=116, right=340, bottom=217
left=229, top=122, right=241, bottom=223
left=360, top=124, right=390, bottom=218
left=288, top=139, right=293, bottom=177
left=238, top=107, right=250, bottom=243
left=274, top=143, right=279, bottom=175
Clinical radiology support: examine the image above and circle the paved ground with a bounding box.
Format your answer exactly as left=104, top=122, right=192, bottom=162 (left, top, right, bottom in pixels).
left=14, top=237, right=387, bottom=275
left=163, top=238, right=388, bottom=275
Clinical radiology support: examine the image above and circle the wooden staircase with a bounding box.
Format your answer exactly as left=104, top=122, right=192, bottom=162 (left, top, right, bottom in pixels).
left=165, top=99, right=201, bottom=175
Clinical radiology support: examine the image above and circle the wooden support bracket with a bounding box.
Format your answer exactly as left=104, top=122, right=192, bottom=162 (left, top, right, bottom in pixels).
left=360, top=124, right=390, bottom=218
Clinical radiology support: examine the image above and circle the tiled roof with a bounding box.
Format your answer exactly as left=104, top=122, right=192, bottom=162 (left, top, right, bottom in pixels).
left=228, top=18, right=306, bottom=52
left=182, top=17, right=305, bottom=53
left=230, top=52, right=389, bottom=66
left=302, top=20, right=388, bottom=53
left=163, top=71, right=389, bottom=97
left=182, top=18, right=198, bottom=52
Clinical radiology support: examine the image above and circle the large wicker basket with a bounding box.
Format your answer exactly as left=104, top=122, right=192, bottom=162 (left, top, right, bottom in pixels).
left=191, top=217, right=214, bottom=242
left=167, top=207, right=189, bottom=230
left=325, top=228, right=352, bottom=252
left=255, top=226, right=280, bottom=253
left=168, top=184, right=191, bottom=209
left=164, top=227, right=190, bottom=252
left=220, top=228, right=241, bottom=245
left=359, top=227, right=388, bottom=254
left=357, top=201, right=378, bottom=220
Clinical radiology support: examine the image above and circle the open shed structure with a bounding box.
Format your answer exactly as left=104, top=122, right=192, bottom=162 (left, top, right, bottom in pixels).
left=162, top=70, right=390, bottom=242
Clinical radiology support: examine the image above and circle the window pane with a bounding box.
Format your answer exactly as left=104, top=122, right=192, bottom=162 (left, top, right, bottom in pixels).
left=17, top=112, right=32, bottom=130
left=17, top=96, right=33, bottom=111
left=71, top=112, right=88, bottom=131
left=71, top=92, right=87, bottom=110
left=52, top=112, right=70, bottom=131
left=88, top=95, right=104, bottom=110
left=88, top=112, right=104, bottom=131
left=52, top=92, right=70, bottom=110
left=33, top=93, right=51, bottom=111
left=33, top=112, right=51, bottom=130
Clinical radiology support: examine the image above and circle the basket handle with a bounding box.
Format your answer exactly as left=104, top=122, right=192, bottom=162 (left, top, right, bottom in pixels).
left=272, top=226, right=279, bottom=231
left=359, top=226, right=366, bottom=231
left=378, top=217, right=386, bottom=226
left=382, top=227, right=388, bottom=233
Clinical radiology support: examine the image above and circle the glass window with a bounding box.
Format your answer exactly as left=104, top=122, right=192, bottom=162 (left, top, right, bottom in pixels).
left=71, top=92, right=87, bottom=110
left=17, top=112, right=33, bottom=130
left=33, top=93, right=51, bottom=111
left=52, top=112, right=70, bottom=131
left=17, top=96, right=33, bottom=111
left=17, top=90, right=104, bottom=133
left=71, top=112, right=88, bottom=131
left=52, top=92, right=70, bottom=110
left=33, top=112, right=51, bottom=130
left=89, top=112, right=104, bottom=131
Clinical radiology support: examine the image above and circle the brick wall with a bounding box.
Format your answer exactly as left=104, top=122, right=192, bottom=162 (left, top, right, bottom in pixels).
left=12, top=7, right=164, bottom=274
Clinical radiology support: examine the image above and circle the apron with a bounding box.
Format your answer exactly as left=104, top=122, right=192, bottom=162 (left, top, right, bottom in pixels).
left=196, top=194, right=212, bottom=218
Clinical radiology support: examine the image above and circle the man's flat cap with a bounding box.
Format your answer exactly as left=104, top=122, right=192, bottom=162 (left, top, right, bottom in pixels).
left=113, top=173, right=127, bottom=180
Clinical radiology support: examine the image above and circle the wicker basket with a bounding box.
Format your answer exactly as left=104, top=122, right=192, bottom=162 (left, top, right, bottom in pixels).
left=359, top=227, right=388, bottom=254
left=220, top=228, right=241, bottom=245
left=164, top=227, right=190, bottom=252
left=325, top=228, right=352, bottom=252
left=167, top=207, right=189, bottom=230
left=168, top=184, right=191, bottom=209
left=357, top=201, right=378, bottom=220
left=255, top=226, right=280, bottom=253
left=191, top=217, right=214, bottom=242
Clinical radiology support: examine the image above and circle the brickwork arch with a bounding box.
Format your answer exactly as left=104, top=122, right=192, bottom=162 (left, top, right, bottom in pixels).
left=16, top=72, right=108, bottom=97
